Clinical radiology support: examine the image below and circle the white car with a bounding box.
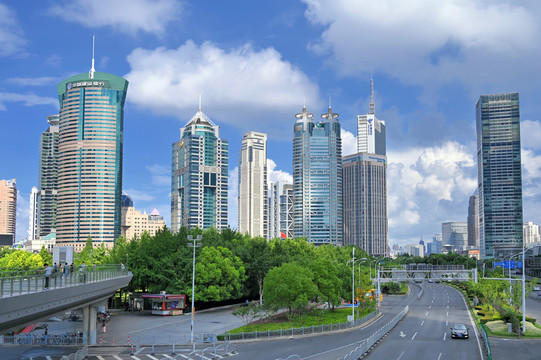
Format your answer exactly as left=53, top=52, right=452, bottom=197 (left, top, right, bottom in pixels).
left=533, top=286, right=541, bottom=291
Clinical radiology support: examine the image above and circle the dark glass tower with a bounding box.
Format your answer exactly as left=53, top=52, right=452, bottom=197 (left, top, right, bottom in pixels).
left=38, top=115, right=59, bottom=238
left=476, top=93, right=523, bottom=258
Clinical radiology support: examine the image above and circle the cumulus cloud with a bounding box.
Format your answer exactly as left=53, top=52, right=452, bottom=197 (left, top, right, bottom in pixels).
left=123, top=188, right=156, bottom=202
left=49, top=0, right=182, bottom=36
left=341, top=129, right=357, bottom=156
left=125, top=41, right=320, bottom=137
left=268, top=159, right=293, bottom=184
left=5, top=77, right=59, bottom=87
left=387, top=141, right=477, bottom=243
left=0, top=92, right=58, bottom=111
left=521, top=120, right=541, bottom=150
left=145, top=164, right=170, bottom=187
left=303, top=0, right=541, bottom=99
left=0, top=3, right=26, bottom=57
left=522, top=148, right=541, bottom=198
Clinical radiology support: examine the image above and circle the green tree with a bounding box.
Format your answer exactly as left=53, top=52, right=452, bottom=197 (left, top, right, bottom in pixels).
left=194, top=246, right=247, bottom=302
left=263, top=262, right=318, bottom=315
left=38, top=246, right=52, bottom=265
left=308, top=258, right=342, bottom=309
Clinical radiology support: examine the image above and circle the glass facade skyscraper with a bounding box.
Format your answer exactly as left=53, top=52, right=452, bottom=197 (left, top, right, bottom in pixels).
left=476, top=92, right=523, bottom=258
left=171, top=107, right=228, bottom=231
left=293, top=106, right=342, bottom=246
left=56, top=72, right=128, bottom=250
left=38, top=114, right=59, bottom=238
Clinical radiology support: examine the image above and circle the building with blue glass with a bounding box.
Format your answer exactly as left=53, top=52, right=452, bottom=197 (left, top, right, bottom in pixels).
left=55, top=71, right=128, bottom=250
left=171, top=106, right=228, bottom=231
left=293, top=106, right=342, bottom=246
left=476, top=92, right=523, bottom=258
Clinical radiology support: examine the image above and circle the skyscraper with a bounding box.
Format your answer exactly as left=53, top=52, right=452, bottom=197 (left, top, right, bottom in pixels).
left=343, top=80, right=388, bottom=255
left=269, top=180, right=294, bottom=239
left=0, top=179, right=17, bottom=246
left=171, top=104, right=228, bottom=231
left=38, top=114, right=59, bottom=238
left=467, top=194, right=479, bottom=248
left=28, top=187, right=39, bottom=241
left=476, top=93, right=523, bottom=258
left=55, top=60, right=128, bottom=250
left=238, top=131, right=268, bottom=237
left=442, top=222, right=468, bottom=251
left=293, top=106, right=342, bottom=246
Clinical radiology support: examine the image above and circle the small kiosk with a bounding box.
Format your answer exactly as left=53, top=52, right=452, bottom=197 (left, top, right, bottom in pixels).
left=141, top=293, right=186, bottom=316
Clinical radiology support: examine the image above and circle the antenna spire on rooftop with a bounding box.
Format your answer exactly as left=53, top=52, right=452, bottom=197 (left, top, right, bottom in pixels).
left=198, top=94, right=202, bottom=111
left=369, top=74, right=375, bottom=115
left=89, top=35, right=96, bottom=79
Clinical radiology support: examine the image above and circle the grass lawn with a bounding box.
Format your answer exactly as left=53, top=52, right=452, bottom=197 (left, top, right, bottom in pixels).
left=226, top=307, right=376, bottom=334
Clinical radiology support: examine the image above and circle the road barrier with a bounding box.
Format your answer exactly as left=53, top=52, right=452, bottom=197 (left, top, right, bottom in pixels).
left=480, top=324, right=492, bottom=360
left=223, top=309, right=379, bottom=341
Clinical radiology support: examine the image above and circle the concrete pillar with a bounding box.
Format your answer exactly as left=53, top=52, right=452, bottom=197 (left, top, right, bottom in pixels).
left=89, top=305, right=97, bottom=345
left=82, top=306, right=89, bottom=345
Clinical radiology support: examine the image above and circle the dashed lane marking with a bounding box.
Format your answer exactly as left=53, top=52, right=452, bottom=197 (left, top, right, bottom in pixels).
left=443, top=332, right=447, bottom=341
left=412, top=332, right=417, bottom=340
left=397, top=350, right=406, bottom=360
left=421, top=320, right=424, bottom=326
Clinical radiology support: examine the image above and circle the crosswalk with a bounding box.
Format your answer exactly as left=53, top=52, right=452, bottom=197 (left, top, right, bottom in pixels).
left=30, top=352, right=235, bottom=360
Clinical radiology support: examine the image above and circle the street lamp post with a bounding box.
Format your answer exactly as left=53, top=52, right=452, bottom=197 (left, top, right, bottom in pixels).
left=355, top=258, right=367, bottom=320
left=188, top=235, right=202, bottom=351
left=375, top=258, right=387, bottom=309
left=509, top=248, right=528, bottom=333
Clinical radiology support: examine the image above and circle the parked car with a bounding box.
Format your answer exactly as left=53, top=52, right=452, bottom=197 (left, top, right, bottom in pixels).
left=533, top=286, right=541, bottom=291
left=450, top=323, right=469, bottom=339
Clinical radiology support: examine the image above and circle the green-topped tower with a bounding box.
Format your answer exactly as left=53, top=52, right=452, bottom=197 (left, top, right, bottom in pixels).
left=55, top=40, right=128, bottom=250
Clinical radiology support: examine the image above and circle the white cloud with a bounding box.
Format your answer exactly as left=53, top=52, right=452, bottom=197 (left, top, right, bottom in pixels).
left=125, top=41, right=320, bottom=136
left=0, top=92, right=58, bottom=111
left=303, top=0, right=541, bottom=98
left=387, top=141, right=477, bottom=242
left=5, top=77, right=59, bottom=86
left=123, top=188, right=155, bottom=202
left=522, top=148, right=541, bottom=198
left=341, top=129, right=357, bottom=156
left=49, top=0, right=182, bottom=36
left=267, top=159, right=293, bottom=184
left=0, top=3, right=26, bottom=57
left=145, top=164, right=170, bottom=187
left=15, top=190, right=29, bottom=242
left=521, top=120, right=541, bottom=150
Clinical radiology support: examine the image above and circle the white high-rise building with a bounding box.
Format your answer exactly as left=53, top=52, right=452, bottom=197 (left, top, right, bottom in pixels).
left=238, top=132, right=268, bottom=238
left=269, top=181, right=293, bottom=239
left=28, top=187, right=39, bottom=240
left=357, top=79, right=386, bottom=156
left=524, top=222, right=540, bottom=245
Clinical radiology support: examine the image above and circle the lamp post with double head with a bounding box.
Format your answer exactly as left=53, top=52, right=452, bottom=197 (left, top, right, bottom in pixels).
left=188, top=235, right=202, bottom=351
left=376, top=258, right=387, bottom=309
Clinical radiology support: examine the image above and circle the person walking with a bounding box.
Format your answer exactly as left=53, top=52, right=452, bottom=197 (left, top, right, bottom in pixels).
left=44, top=264, right=53, bottom=290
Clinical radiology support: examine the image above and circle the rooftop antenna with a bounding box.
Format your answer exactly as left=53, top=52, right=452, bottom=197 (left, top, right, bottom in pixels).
left=198, top=94, right=202, bottom=111
left=89, top=35, right=96, bottom=79
left=369, top=73, right=375, bottom=115
left=329, top=96, right=332, bottom=109
left=303, top=96, right=306, bottom=109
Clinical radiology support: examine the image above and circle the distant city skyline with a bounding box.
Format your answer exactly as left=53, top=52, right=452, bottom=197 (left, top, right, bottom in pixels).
left=2, top=1, right=541, bottom=248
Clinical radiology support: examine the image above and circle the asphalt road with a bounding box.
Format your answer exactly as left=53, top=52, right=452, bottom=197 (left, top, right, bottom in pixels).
left=366, top=283, right=483, bottom=360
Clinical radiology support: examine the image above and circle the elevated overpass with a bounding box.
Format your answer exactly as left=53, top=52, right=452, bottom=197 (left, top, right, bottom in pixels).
left=378, top=264, right=477, bottom=283
left=0, top=265, right=132, bottom=344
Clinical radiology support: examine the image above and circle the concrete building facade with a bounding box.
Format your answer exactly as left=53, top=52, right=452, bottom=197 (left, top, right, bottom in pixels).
left=269, top=181, right=294, bottom=239
left=0, top=179, right=17, bottom=246
left=121, top=207, right=166, bottom=240
left=238, top=132, right=267, bottom=238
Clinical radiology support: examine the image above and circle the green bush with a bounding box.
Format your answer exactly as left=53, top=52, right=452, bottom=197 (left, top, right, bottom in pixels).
left=475, top=306, right=483, bottom=310
left=480, top=317, right=493, bottom=324
left=526, top=316, right=536, bottom=324
left=477, top=311, right=485, bottom=317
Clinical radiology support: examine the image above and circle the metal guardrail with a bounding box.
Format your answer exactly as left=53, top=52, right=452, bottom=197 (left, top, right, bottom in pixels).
left=339, top=305, right=409, bottom=360
left=61, top=346, right=88, bottom=360
left=223, top=309, right=379, bottom=341
left=2, top=333, right=83, bottom=345
left=480, top=324, right=492, bottom=360
left=0, top=265, right=128, bottom=298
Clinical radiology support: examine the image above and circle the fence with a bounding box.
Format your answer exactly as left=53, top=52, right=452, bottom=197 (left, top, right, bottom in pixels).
left=222, top=309, right=379, bottom=341
left=2, top=333, right=84, bottom=346
left=339, top=305, right=409, bottom=360
left=480, top=324, right=492, bottom=360
left=0, top=265, right=127, bottom=298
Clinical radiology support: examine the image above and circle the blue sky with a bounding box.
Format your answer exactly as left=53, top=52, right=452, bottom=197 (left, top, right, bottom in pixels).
left=2, top=0, right=541, bottom=247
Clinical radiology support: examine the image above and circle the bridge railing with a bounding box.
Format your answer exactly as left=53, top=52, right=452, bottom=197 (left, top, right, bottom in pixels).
left=0, top=265, right=128, bottom=298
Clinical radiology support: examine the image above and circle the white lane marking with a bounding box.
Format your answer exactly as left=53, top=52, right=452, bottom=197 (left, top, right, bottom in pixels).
left=446, top=320, right=448, bottom=326
left=426, top=311, right=429, bottom=316
left=177, top=355, right=189, bottom=359
left=399, top=331, right=406, bottom=337
left=412, top=331, right=417, bottom=340
left=300, top=339, right=369, bottom=359
left=113, top=356, right=123, bottom=360
left=146, top=355, right=160, bottom=360
left=397, top=351, right=406, bottom=360
left=130, top=356, right=141, bottom=360
left=162, top=356, right=175, bottom=359
left=447, top=305, right=449, bottom=309
left=421, top=320, right=425, bottom=326
left=432, top=300, right=434, bottom=304
left=438, top=352, right=442, bottom=360
left=429, top=305, right=432, bottom=309
left=97, top=356, right=105, bottom=360
left=443, top=332, right=447, bottom=341
left=46, top=357, right=53, bottom=360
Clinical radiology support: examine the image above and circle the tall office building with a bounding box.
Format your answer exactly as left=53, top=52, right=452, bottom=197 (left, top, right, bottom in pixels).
left=467, top=194, right=479, bottom=248
left=442, top=222, right=468, bottom=251
left=238, top=132, right=268, bottom=237
left=268, top=181, right=294, bottom=239
left=476, top=93, right=523, bottom=258
left=0, top=179, right=17, bottom=246
left=55, top=60, right=128, bottom=251
left=28, top=187, right=39, bottom=241
left=357, top=79, right=386, bottom=156
left=38, top=114, right=59, bottom=238
left=343, top=80, right=388, bottom=255
left=293, top=106, right=342, bottom=246
left=171, top=104, right=228, bottom=231
left=523, top=222, right=540, bottom=245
